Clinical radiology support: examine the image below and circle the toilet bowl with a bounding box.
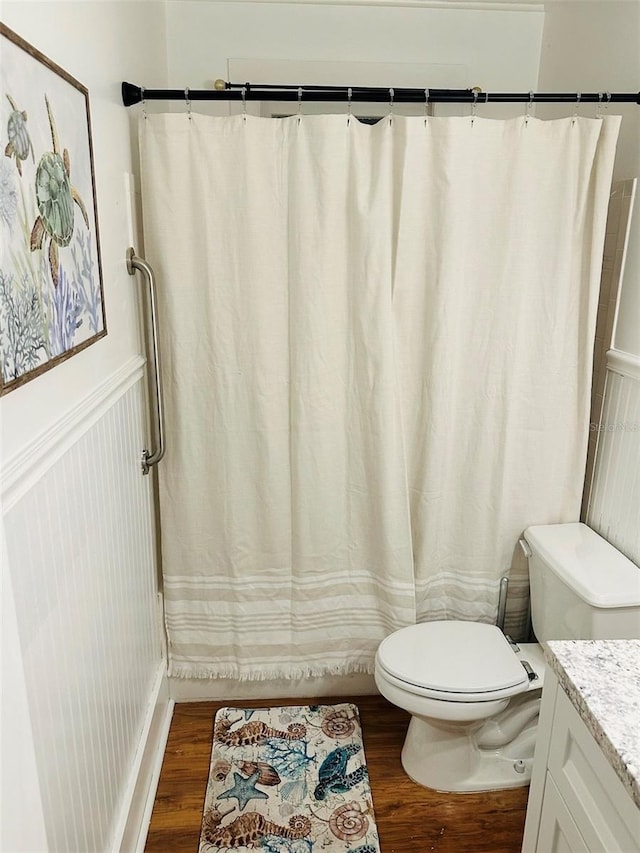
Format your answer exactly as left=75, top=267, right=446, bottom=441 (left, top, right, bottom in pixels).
left=374, top=523, right=640, bottom=793
left=375, top=621, right=545, bottom=792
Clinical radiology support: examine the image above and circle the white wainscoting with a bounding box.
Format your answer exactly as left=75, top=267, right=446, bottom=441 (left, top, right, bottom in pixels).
left=587, top=350, right=640, bottom=567
left=2, top=360, right=168, bottom=852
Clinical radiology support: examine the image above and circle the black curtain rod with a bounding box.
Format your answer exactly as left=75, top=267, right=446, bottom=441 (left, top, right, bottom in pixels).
left=121, top=80, right=640, bottom=107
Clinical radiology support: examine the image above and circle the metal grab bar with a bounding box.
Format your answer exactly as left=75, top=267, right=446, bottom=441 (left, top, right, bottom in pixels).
left=127, top=247, right=165, bottom=474
left=497, top=576, right=509, bottom=632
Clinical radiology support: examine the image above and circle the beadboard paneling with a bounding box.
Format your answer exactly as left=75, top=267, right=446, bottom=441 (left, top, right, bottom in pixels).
left=3, top=377, right=162, bottom=852
left=587, top=354, right=640, bottom=566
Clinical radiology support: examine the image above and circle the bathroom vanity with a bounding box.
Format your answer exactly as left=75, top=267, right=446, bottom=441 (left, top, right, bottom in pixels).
left=521, top=640, right=640, bottom=852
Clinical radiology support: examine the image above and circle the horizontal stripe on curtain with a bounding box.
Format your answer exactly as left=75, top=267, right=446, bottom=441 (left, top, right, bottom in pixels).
left=139, top=113, right=619, bottom=679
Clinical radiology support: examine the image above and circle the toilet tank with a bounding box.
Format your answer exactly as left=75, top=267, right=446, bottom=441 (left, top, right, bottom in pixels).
left=524, top=522, right=640, bottom=640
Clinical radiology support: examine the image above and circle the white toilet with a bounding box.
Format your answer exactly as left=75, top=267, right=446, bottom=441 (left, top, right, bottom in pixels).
left=374, top=522, right=640, bottom=793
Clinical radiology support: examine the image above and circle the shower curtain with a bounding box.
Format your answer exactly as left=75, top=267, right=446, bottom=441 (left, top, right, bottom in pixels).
left=140, top=112, right=619, bottom=680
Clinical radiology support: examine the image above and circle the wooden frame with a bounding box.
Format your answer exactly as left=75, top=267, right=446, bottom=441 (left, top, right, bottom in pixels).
left=0, top=23, right=106, bottom=395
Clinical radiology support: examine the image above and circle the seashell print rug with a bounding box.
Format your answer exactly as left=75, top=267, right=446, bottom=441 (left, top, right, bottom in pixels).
left=199, top=703, right=381, bottom=852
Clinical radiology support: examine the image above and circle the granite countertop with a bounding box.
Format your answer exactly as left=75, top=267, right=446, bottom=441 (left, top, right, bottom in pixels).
left=545, top=639, right=640, bottom=809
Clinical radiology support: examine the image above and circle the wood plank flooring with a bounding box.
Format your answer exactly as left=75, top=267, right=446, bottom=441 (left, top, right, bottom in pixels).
left=146, top=695, right=529, bottom=853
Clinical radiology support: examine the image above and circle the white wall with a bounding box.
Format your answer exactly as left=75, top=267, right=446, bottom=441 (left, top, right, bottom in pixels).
left=0, top=0, right=168, bottom=461
left=164, top=0, right=544, bottom=117
left=537, top=0, right=639, bottom=180
left=0, top=3, right=169, bottom=850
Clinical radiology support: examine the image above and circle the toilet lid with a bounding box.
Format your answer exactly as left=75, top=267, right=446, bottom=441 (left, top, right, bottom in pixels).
left=376, top=621, right=529, bottom=696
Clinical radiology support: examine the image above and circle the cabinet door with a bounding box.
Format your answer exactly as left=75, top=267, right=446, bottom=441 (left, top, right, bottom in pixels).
left=537, top=775, right=590, bottom=853
left=548, top=690, right=640, bottom=851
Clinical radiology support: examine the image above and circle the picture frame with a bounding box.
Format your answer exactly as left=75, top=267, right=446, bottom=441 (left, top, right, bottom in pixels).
left=0, top=23, right=106, bottom=395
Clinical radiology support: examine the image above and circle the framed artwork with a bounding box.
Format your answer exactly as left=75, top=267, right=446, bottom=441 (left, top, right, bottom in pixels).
left=0, top=23, right=106, bottom=395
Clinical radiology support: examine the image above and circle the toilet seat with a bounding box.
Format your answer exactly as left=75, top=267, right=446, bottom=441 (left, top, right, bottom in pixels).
left=376, top=621, right=530, bottom=703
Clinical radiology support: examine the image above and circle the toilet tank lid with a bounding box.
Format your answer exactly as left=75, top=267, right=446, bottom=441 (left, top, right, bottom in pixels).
left=524, top=522, right=640, bottom=608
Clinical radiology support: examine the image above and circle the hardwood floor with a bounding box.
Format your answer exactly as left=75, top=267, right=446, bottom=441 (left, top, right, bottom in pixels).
left=146, top=695, right=529, bottom=853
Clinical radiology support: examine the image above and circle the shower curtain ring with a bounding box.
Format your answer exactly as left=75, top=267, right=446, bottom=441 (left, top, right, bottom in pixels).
left=596, top=92, right=604, bottom=119
left=572, top=92, right=581, bottom=124
left=471, top=88, right=479, bottom=125
left=347, top=87, right=352, bottom=125
left=424, top=88, right=430, bottom=126
left=241, top=85, right=247, bottom=122
left=184, top=87, right=191, bottom=120
left=297, top=87, right=303, bottom=125
left=140, top=85, right=147, bottom=119
left=525, top=91, right=534, bottom=126
left=389, top=87, right=394, bottom=125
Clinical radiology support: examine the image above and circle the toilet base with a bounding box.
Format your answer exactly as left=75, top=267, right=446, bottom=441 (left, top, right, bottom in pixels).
left=401, top=713, right=536, bottom=793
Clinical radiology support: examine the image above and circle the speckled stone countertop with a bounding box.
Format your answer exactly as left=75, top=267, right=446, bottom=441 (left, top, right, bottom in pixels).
left=545, top=639, right=640, bottom=809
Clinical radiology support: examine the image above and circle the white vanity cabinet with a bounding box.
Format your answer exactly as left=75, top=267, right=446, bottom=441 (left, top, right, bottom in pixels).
left=522, top=667, right=640, bottom=853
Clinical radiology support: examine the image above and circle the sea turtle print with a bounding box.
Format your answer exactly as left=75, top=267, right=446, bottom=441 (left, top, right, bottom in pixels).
left=314, top=744, right=369, bottom=800
left=29, top=95, right=90, bottom=287
left=4, top=94, right=34, bottom=176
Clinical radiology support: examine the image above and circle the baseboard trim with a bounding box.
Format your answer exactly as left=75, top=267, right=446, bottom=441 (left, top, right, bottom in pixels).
left=2, top=354, right=145, bottom=513
left=111, top=661, right=173, bottom=853
left=131, top=694, right=174, bottom=853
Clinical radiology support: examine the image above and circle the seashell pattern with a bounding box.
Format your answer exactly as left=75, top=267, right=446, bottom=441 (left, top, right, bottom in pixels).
left=211, top=759, right=231, bottom=781
left=238, top=761, right=281, bottom=786
left=321, top=708, right=357, bottom=739
left=329, top=801, right=369, bottom=841
left=199, top=702, right=380, bottom=852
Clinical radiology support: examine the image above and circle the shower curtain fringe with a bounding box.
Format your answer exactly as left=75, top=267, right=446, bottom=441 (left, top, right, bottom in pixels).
left=168, top=661, right=375, bottom=681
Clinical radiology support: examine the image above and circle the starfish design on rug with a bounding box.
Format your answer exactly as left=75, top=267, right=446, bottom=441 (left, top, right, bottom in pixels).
left=218, top=770, right=269, bottom=811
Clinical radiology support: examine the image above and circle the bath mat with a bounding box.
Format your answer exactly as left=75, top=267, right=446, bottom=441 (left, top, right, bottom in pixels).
left=199, top=703, right=381, bottom=852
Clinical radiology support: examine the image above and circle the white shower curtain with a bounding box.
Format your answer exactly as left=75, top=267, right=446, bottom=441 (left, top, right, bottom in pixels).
left=140, top=112, right=618, bottom=680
